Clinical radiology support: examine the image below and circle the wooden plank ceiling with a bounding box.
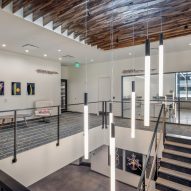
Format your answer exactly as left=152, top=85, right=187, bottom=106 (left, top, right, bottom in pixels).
left=1, top=0, right=191, bottom=50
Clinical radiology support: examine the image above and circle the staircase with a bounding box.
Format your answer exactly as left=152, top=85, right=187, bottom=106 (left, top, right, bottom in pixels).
left=156, top=134, right=191, bottom=191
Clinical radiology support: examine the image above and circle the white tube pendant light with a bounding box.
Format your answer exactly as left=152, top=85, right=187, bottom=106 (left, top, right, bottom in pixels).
left=110, top=123, right=116, bottom=191
left=144, top=39, right=151, bottom=127
left=84, top=93, right=89, bottom=160
left=159, top=33, right=164, bottom=97
left=83, top=0, right=89, bottom=160
left=109, top=103, right=113, bottom=154
left=131, top=81, right=136, bottom=138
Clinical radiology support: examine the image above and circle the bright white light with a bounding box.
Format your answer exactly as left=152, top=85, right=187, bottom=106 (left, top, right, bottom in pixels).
left=58, top=57, right=62, bottom=61
left=25, top=49, right=29, bottom=53
left=189, top=43, right=191, bottom=46
left=159, top=45, right=164, bottom=97
left=109, top=112, right=113, bottom=154
left=144, top=55, right=150, bottom=126
left=84, top=105, right=89, bottom=160
left=58, top=49, right=62, bottom=52
left=2, top=44, right=6, bottom=47
left=110, top=136, right=115, bottom=191
left=43, top=54, right=47, bottom=57
left=131, top=92, right=135, bottom=138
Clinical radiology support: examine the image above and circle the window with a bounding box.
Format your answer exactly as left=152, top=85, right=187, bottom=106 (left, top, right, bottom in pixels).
left=176, top=72, right=191, bottom=99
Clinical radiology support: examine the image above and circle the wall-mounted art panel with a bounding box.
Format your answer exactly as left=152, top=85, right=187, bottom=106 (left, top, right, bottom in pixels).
left=108, top=147, right=123, bottom=170
left=125, top=150, right=142, bottom=176
left=27, top=83, right=35, bottom=95
left=0, top=81, right=4, bottom=95
left=12, top=82, right=21, bottom=95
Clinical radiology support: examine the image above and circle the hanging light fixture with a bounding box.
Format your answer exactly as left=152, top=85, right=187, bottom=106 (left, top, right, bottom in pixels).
left=159, top=15, right=164, bottom=97
left=109, top=1, right=115, bottom=191
left=110, top=123, right=115, bottom=191
left=83, top=0, right=89, bottom=160
left=131, top=81, right=136, bottom=138
left=144, top=4, right=151, bottom=127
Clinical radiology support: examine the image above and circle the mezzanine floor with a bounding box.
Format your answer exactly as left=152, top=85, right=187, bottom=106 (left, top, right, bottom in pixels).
left=0, top=112, right=190, bottom=160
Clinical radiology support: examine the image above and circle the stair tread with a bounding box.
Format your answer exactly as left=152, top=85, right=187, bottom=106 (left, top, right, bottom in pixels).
left=157, top=177, right=191, bottom=191
left=163, top=149, right=191, bottom=158
left=165, top=140, right=191, bottom=149
left=167, top=134, right=191, bottom=141
left=161, top=157, right=191, bottom=169
left=159, top=167, right=191, bottom=181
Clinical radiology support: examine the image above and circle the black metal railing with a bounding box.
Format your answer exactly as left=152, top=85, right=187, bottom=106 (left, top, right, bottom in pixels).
left=0, top=105, right=60, bottom=163
left=137, top=104, right=165, bottom=191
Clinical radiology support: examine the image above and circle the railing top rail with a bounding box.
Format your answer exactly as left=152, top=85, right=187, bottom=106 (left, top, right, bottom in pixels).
left=0, top=105, right=60, bottom=113
left=137, top=104, right=165, bottom=190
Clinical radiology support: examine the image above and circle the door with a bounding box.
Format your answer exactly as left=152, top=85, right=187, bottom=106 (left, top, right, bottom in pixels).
left=61, top=79, right=67, bottom=112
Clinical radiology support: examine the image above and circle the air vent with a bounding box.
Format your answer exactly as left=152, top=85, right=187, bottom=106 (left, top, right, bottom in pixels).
left=22, top=44, right=39, bottom=50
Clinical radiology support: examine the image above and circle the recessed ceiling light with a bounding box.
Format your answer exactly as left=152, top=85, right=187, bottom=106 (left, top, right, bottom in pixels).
left=129, top=52, right=132, bottom=56
left=2, top=44, right=6, bottom=47
left=58, top=49, right=62, bottom=52
left=90, top=59, right=94, bottom=62
left=25, top=49, right=29, bottom=53
left=43, top=54, right=47, bottom=57
left=189, top=43, right=191, bottom=46
left=58, top=57, right=62, bottom=61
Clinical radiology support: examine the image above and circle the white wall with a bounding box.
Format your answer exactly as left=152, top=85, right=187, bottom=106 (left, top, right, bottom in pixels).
left=91, top=127, right=163, bottom=188
left=61, top=66, right=69, bottom=79
left=0, top=126, right=104, bottom=187
left=0, top=50, right=61, bottom=111
left=66, top=49, right=191, bottom=114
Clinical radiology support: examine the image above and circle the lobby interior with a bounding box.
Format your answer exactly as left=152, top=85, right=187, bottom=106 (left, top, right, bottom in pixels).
left=0, top=1, right=191, bottom=191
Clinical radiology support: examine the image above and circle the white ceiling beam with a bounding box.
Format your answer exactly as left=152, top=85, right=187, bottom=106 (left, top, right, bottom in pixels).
left=24, top=13, right=33, bottom=22
left=54, top=26, right=61, bottom=34
left=44, top=21, right=53, bottom=30
left=3, top=1, right=13, bottom=13
left=14, top=8, right=23, bottom=18
left=34, top=17, right=43, bottom=26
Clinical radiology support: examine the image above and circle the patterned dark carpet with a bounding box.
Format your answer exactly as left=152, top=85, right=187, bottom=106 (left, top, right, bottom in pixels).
left=0, top=112, right=190, bottom=160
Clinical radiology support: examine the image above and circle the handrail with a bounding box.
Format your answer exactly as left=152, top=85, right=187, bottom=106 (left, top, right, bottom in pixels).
left=137, top=104, right=165, bottom=191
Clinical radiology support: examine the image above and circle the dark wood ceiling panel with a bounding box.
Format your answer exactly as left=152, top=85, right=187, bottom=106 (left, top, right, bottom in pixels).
left=2, top=0, right=191, bottom=50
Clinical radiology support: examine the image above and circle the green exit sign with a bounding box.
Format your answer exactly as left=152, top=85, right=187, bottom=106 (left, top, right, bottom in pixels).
left=74, top=62, right=81, bottom=68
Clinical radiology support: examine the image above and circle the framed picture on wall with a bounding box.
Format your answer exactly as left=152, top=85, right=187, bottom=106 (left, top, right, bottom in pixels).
left=12, top=82, right=21, bottom=95
left=108, top=147, right=123, bottom=170
left=27, top=83, right=35, bottom=95
left=0, top=81, right=4, bottom=95
left=125, top=150, right=142, bottom=176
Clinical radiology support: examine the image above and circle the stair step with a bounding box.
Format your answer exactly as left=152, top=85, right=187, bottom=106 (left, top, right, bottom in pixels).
left=165, top=140, right=191, bottom=154
left=156, top=177, right=191, bottom=191
left=158, top=167, right=191, bottom=187
left=161, top=157, right=191, bottom=174
left=166, top=134, right=191, bottom=145
left=163, top=149, right=191, bottom=163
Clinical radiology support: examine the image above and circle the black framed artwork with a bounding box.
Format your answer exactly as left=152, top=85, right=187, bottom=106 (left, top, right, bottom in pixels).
left=27, top=83, right=35, bottom=95
left=12, top=82, right=21, bottom=95
left=125, top=150, right=143, bottom=176
left=0, top=81, right=4, bottom=95
left=108, top=147, right=123, bottom=170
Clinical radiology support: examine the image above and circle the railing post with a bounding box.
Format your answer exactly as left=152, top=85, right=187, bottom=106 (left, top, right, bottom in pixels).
left=105, top=101, right=107, bottom=129
left=178, top=98, right=180, bottom=124
left=102, top=101, right=105, bottom=129
left=12, top=110, right=17, bottom=163
left=56, top=106, right=60, bottom=146
left=163, top=104, right=166, bottom=145
left=142, top=174, right=146, bottom=191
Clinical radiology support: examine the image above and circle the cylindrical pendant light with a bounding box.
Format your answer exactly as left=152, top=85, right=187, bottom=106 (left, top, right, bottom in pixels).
left=109, top=103, right=113, bottom=154
left=84, top=93, right=89, bottom=160
left=131, top=81, right=136, bottom=138
left=110, top=123, right=116, bottom=191
left=144, top=39, right=150, bottom=127
left=159, top=33, right=164, bottom=97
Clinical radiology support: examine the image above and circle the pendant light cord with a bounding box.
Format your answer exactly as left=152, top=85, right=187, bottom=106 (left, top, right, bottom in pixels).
left=85, top=0, right=88, bottom=92
left=146, top=2, right=149, bottom=39
left=110, top=0, right=115, bottom=103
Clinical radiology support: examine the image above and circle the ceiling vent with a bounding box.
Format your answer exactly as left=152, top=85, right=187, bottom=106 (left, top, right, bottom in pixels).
left=22, top=44, right=39, bottom=50
left=62, top=55, right=75, bottom=59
